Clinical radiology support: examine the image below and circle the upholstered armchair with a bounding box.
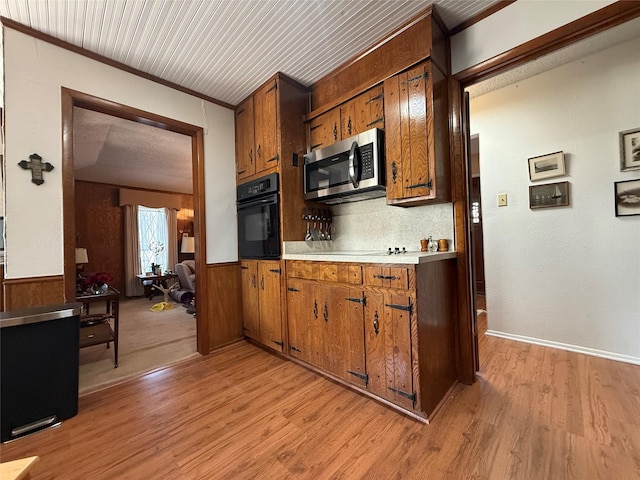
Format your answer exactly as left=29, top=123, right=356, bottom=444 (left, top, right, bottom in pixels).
left=175, top=260, right=196, bottom=293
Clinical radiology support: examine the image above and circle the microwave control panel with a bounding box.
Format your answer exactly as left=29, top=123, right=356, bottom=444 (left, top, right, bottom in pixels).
left=361, top=143, right=374, bottom=180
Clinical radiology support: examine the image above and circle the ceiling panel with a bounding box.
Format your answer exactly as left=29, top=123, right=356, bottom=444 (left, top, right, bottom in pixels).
left=0, top=0, right=500, bottom=106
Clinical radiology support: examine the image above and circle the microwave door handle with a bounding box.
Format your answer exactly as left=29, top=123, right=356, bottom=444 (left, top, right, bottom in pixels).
left=348, top=141, right=360, bottom=188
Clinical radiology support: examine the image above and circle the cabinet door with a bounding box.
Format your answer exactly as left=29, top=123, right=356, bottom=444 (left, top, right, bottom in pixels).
left=309, top=108, right=340, bottom=151
left=286, top=278, right=312, bottom=362
left=384, top=62, right=433, bottom=201
left=240, top=260, right=259, bottom=341
left=365, top=291, right=415, bottom=410
left=315, top=285, right=366, bottom=387
left=254, top=78, right=279, bottom=174
left=235, top=97, right=255, bottom=181
left=258, top=260, right=283, bottom=352
left=340, top=86, right=385, bottom=139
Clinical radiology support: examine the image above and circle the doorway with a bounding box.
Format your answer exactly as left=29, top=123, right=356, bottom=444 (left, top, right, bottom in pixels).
left=469, top=135, right=487, bottom=338
left=61, top=88, right=210, bottom=358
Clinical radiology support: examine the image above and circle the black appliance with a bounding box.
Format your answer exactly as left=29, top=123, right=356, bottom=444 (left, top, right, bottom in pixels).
left=1, top=303, right=82, bottom=442
left=237, top=173, right=280, bottom=259
left=303, top=127, right=385, bottom=204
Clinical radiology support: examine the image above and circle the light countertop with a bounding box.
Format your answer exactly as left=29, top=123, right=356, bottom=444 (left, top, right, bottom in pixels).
left=282, top=242, right=456, bottom=265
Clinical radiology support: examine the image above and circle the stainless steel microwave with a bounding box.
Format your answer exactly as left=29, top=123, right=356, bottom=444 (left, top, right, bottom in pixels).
left=303, top=128, right=385, bottom=204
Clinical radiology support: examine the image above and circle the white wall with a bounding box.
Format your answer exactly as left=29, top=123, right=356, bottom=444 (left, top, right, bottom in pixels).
left=470, top=36, right=640, bottom=363
left=451, top=0, right=614, bottom=74
left=3, top=28, right=237, bottom=279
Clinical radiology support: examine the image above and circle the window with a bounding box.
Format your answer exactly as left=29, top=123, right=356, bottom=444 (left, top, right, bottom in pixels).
left=138, top=206, right=168, bottom=271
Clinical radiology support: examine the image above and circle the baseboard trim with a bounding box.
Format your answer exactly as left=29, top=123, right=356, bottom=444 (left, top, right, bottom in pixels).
left=486, top=330, right=640, bottom=366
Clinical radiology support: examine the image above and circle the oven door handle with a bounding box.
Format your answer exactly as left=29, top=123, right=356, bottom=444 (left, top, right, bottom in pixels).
left=237, top=197, right=277, bottom=210
left=348, top=141, right=360, bottom=189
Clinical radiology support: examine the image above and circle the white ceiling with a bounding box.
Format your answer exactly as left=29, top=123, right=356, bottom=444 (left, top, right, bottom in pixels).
left=0, top=0, right=499, bottom=107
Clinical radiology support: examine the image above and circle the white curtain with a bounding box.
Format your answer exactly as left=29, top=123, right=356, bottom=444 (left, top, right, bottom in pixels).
left=167, top=208, right=178, bottom=273
left=124, top=204, right=144, bottom=297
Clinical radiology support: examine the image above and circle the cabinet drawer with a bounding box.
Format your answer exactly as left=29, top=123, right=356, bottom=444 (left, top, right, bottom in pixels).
left=287, top=261, right=318, bottom=280
left=364, top=266, right=410, bottom=289
left=288, top=261, right=362, bottom=284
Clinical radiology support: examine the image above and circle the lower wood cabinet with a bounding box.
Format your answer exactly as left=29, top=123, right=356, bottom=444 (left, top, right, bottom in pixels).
left=285, top=259, right=457, bottom=421
left=240, top=259, right=284, bottom=352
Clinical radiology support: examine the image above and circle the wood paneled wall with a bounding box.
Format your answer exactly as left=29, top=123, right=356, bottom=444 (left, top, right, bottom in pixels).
left=3, top=275, right=65, bottom=311
left=205, top=262, right=243, bottom=351
left=75, top=181, right=193, bottom=293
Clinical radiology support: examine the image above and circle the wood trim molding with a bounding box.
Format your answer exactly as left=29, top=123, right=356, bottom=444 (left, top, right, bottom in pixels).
left=454, top=1, right=640, bottom=85
left=61, top=88, right=210, bottom=355
left=3, top=275, right=64, bottom=311
left=449, top=1, right=516, bottom=36
left=0, top=17, right=234, bottom=111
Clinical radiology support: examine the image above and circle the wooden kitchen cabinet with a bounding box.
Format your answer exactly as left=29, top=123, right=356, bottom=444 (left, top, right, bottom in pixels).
left=384, top=60, right=451, bottom=206
left=340, top=85, right=384, bottom=139
left=240, top=260, right=260, bottom=341
left=309, top=108, right=340, bottom=151
left=235, top=97, right=255, bottom=181
left=308, top=85, right=384, bottom=152
left=258, top=260, right=284, bottom=352
left=254, top=78, right=279, bottom=174
left=286, top=258, right=457, bottom=421
left=235, top=79, right=278, bottom=181
left=241, top=259, right=284, bottom=352
left=365, top=291, right=416, bottom=410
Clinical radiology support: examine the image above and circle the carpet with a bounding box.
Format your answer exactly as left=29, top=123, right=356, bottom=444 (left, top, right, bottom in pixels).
left=78, top=297, right=198, bottom=395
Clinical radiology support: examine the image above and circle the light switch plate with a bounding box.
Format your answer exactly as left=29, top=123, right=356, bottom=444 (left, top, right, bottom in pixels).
left=497, top=193, right=507, bottom=207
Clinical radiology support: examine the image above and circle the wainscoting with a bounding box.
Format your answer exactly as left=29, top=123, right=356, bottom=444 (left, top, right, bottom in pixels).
left=3, top=275, right=64, bottom=311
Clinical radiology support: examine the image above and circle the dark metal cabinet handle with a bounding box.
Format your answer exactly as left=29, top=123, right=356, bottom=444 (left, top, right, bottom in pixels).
left=323, top=302, right=329, bottom=323
left=252, top=275, right=257, bottom=288
left=257, top=144, right=261, bottom=158
left=391, top=161, right=397, bottom=183
left=313, top=300, right=318, bottom=319
left=374, top=274, right=398, bottom=280
left=373, top=311, right=379, bottom=335
left=347, top=118, right=352, bottom=136
left=249, top=149, right=253, bottom=164
left=332, top=124, right=338, bottom=141
left=260, top=276, right=264, bottom=290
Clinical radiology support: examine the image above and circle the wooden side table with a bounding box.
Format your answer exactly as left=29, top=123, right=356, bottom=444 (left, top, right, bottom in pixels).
left=77, top=288, right=120, bottom=368
left=136, top=273, right=179, bottom=301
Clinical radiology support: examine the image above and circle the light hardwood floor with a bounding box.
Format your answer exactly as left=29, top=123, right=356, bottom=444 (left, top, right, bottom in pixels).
left=3, top=319, right=639, bottom=479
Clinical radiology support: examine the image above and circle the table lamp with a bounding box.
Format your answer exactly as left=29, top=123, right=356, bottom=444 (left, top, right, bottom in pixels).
left=180, top=236, right=195, bottom=254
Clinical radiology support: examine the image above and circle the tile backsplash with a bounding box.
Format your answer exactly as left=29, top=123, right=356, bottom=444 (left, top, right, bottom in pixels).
left=329, top=197, right=454, bottom=251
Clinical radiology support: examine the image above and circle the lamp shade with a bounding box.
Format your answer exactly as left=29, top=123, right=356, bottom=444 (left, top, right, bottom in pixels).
left=75, top=248, right=88, bottom=264
left=180, top=236, right=195, bottom=254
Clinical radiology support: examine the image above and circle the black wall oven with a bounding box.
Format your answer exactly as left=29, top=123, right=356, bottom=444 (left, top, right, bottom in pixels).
left=236, top=173, right=280, bottom=259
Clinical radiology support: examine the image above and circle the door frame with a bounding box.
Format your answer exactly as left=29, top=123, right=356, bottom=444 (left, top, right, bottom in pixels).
left=451, top=2, right=640, bottom=383
left=61, top=88, right=210, bottom=354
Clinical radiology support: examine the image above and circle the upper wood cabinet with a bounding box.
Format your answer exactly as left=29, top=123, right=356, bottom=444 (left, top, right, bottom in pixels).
left=309, top=108, right=340, bottom=152
left=254, top=79, right=279, bottom=173
left=234, top=73, right=309, bottom=242
left=235, top=97, right=255, bottom=181
left=383, top=60, right=451, bottom=206
left=340, top=86, right=384, bottom=139
left=308, top=85, right=384, bottom=152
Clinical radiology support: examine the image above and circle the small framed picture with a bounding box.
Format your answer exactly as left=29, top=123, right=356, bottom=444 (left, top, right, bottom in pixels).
left=614, top=179, right=640, bottom=217
left=528, top=151, right=566, bottom=181
left=529, top=181, right=570, bottom=209
left=619, top=128, right=640, bottom=171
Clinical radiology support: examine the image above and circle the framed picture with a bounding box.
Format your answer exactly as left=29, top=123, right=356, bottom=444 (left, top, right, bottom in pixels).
left=528, top=151, right=566, bottom=181
left=614, top=179, right=640, bottom=217
left=529, top=181, right=570, bottom=209
left=619, top=128, right=640, bottom=171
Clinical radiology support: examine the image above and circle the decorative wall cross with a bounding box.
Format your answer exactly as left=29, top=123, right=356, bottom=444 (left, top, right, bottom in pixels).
left=18, top=153, right=54, bottom=185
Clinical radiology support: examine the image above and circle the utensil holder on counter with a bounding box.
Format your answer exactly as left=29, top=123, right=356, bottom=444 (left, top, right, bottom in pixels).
left=303, top=208, right=332, bottom=241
